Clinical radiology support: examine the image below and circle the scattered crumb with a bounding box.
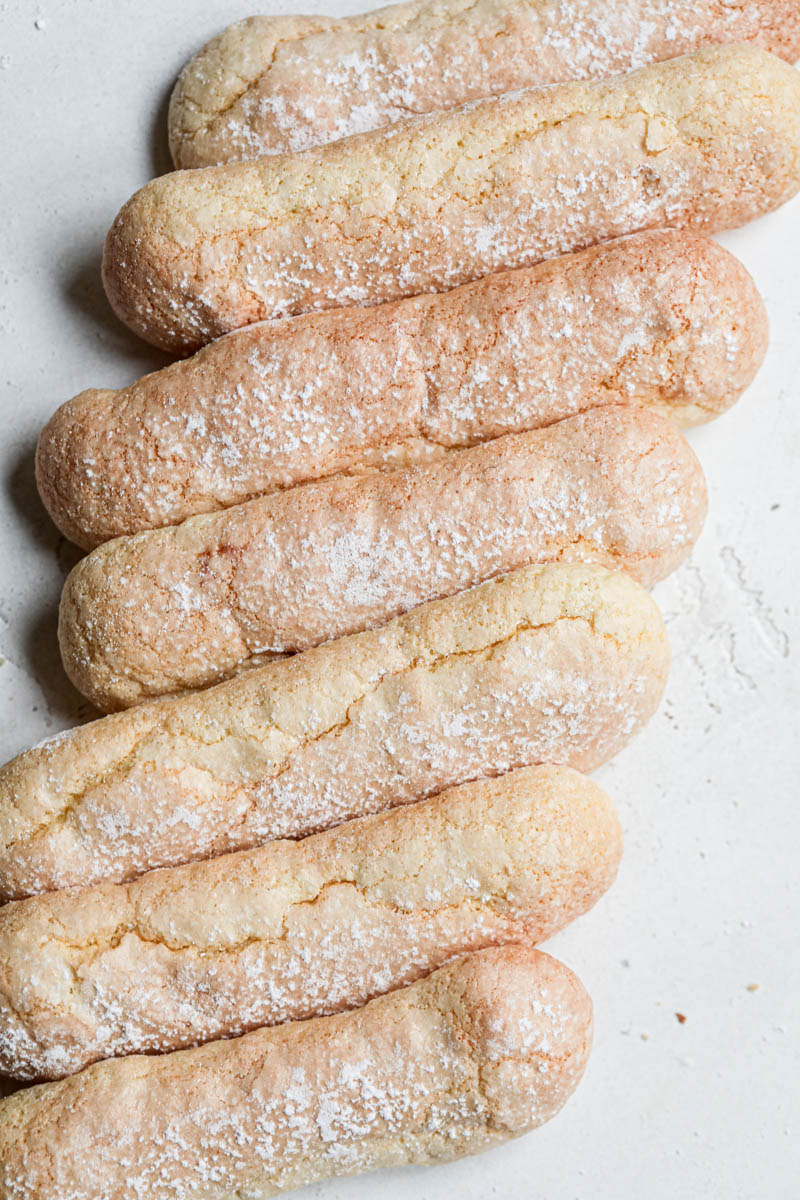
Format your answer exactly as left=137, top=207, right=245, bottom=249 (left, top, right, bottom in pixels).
left=640, top=1033, right=649, bottom=1042
left=747, top=983, right=759, bottom=992
left=676, top=1012, right=687, bottom=1024
left=34, top=17, right=47, bottom=30
left=620, top=958, right=630, bottom=968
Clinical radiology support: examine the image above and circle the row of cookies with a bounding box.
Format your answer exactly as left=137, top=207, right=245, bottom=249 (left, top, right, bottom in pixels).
left=2, top=4, right=800, bottom=1197
left=0, top=564, right=660, bottom=1196
left=37, top=41, right=800, bottom=712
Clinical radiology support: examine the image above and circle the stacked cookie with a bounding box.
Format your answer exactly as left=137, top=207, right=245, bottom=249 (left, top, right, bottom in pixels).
left=2, top=4, right=800, bottom=1198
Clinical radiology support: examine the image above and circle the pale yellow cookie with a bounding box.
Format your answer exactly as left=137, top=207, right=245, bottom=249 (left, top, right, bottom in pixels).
left=104, top=46, right=800, bottom=352
left=0, top=563, right=667, bottom=898
left=0, top=946, right=592, bottom=1200
left=169, top=0, right=800, bottom=167
left=0, top=764, right=619, bottom=1081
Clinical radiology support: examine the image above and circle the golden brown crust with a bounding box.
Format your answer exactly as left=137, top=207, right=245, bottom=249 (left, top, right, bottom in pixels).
left=56, top=405, right=703, bottom=709
left=0, top=765, right=620, bottom=1081
left=168, top=0, right=800, bottom=168
left=0, top=563, right=667, bottom=898
left=0, top=946, right=592, bottom=1200
left=39, top=231, right=766, bottom=548
left=105, top=46, right=800, bottom=353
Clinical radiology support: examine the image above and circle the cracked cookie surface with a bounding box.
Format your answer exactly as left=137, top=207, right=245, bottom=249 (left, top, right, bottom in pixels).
left=0, top=563, right=667, bottom=898
left=57, top=405, right=702, bottom=709
left=105, top=45, right=800, bottom=352
left=168, top=0, right=800, bottom=167
left=39, top=231, right=765, bottom=547
left=0, top=764, right=619, bottom=1081
left=0, top=946, right=592, bottom=1200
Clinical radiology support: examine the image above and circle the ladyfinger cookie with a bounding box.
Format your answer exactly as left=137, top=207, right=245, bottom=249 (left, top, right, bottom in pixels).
left=105, top=45, right=800, bottom=354
left=0, top=946, right=591, bottom=1200
left=40, top=231, right=765, bottom=548
left=0, top=764, right=619, bottom=1081
left=169, top=0, right=800, bottom=167
left=0, top=563, right=667, bottom=898
left=57, top=406, right=702, bottom=710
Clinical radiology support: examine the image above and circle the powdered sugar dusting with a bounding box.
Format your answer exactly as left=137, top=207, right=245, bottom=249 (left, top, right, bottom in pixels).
left=0, top=765, right=616, bottom=1080
left=59, top=405, right=702, bottom=704
left=0, top=948, right=590, bottom=1199
left=0, top=563, right=664, bottom=897
left=113, top=46, right=799, bottom=352
left=42, top=230, right=761, bottom=546
left=173, top=0, right=790, bottom=165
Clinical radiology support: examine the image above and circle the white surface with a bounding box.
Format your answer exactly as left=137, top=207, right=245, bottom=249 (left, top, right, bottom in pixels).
left=0, top=2, right=798, bottom=1195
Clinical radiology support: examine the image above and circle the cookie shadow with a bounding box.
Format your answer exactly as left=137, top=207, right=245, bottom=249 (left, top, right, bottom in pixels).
left=150, top=77, right=176, bottom=178
left=6, top=441, right=78, bottom=563
left=57, top=76, right=176, bottom=371
left=24, top=603, right=96, bottom=729
left=61, top=244, right=172, bottom=376
left=4, top=78, right=178, bottom=738
left=0, top=1076, right=23, bottom=1101
left=5, top=442, right=94, bottom=728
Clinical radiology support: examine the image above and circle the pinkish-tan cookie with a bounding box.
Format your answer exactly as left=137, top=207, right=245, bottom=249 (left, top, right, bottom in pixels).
left=39, top=231, right=765, bottom=547
left=0, top=946, right=592, bottom=1200
left=169, top=0, right=800, bottom=167
left=105, top=45, right=800, bottom=353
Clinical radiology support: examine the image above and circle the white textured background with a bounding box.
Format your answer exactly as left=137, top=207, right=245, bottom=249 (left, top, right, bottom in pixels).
left=0, top=2, right=798, bottom=1196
